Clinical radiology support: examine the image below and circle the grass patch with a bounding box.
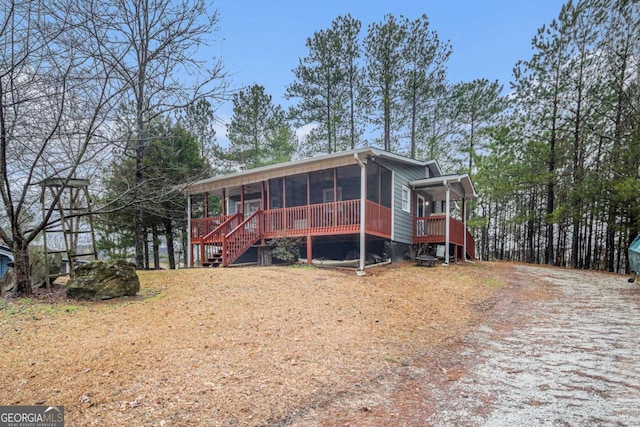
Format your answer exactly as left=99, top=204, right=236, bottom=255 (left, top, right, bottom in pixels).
left=0, top=298, right=85, bottom=318
left=484, top=277, right=502, bottom=288
left=290, top=264, right=316, bottom=270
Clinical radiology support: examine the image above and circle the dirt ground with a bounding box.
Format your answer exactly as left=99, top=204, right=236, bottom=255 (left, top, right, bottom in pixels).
left=292, top=264, right=640, bottom=427
left=1, top=261, right=638, bottom=426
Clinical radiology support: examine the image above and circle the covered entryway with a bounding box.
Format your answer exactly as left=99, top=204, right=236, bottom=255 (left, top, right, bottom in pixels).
left=410, top=174, right=477, bottom=263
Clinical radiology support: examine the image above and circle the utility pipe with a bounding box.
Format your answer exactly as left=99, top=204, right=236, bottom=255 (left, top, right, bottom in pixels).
left=445, top=181, right=450, bottom=265
left=355, top=153, right=367, bottom=274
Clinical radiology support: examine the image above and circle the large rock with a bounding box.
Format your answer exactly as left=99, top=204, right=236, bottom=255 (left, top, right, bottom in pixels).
left=65, top=260, right=140, bottom=300
left=31, top=251, right=63, bottom=288
left=0, top=251, right=63, bottom=296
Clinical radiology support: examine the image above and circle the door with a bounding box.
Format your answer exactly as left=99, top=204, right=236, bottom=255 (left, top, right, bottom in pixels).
left=416, top=195, right=426, bottom=237
left=417, top=195, right=427, bottom=217
left=235, top=199, right=261, bottom=218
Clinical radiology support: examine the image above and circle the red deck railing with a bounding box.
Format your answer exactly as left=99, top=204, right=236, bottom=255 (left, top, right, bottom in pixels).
left=263, top=200, right=364, bottom=237
left=198, top=213, right=243, bottom=265
left=224, top=210, right=263, bottom=266
left=190, top=215, right=231, bottom=241
left=365, top=200, right=392, bottom=237
left=192, top=203, right=480, bottom=267
left=414, top=214, right=476, bottom=259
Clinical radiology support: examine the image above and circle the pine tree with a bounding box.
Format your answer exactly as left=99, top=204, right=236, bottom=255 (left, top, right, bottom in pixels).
left=287, top=26, right=346, bottom=155
left=223, top=85, right=296, bottom=169
left=401, top=14, right=451, bottom=159
left=363, top=14, right=408, bottom=152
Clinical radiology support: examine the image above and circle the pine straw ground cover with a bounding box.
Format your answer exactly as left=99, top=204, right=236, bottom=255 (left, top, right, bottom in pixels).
left=1, top=261, right=513, bottom=426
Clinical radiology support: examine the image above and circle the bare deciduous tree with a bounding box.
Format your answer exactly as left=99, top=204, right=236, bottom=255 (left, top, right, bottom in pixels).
left=0, top=0, right=127, bottom=296
left=94, top=0, right=229, bottom=269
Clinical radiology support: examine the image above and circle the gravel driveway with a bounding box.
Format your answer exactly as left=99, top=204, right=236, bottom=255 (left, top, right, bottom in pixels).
left=290, top=264, right=640, bottom=426
left=425, top=265, right=640, bottom=426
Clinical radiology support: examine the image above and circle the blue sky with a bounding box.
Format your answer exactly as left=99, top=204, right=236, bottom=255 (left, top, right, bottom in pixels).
left=211, top=0, right=567, bottom=132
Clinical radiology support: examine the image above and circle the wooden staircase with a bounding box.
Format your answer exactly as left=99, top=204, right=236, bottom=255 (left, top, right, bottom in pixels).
left=203, top=251, right=224, bottom=267
left=201, top=210, right=264, bottom=267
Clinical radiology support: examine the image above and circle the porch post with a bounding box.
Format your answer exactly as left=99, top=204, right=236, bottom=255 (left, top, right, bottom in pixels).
left=261, top=181, right=267, bottom=245
left=355, top=153, right=366, bottom=273
left=266, top=181, right=270, bottom=209
left=462, top=197, right=467, bottom=261
left=222, top=189, right=227, bottom=215
left=240, top=185, right=245, bottom=216
left=307, top=235, right=312, bottom=265
left=445, top=184, right=450, bottom=265
left=187, top=194, right=192, bottom=267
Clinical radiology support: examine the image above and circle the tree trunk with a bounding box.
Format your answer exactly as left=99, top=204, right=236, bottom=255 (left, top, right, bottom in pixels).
left=410, top=81, right=417, bottom=159
left=349, top=71, right=356, bottom=150
left=152, top=224, right=160, bottom=269
left=383, top=87, right=391, bottom=151
left=134, top=117, right=145, bottom=269
left=164, top=213, right=176, bottom=269
left=526, top=191, right=536, bottom=263
left=546, top=113, right=557, bottom=265
left=12, top=238, right=31, bottom=296
left=143, top=228, right=150, bottom=270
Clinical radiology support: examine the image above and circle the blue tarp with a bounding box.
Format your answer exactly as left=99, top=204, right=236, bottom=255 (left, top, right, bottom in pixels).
left=0, top=245, right=12, bottom=278
left=629, top=234, right=640, bottom=274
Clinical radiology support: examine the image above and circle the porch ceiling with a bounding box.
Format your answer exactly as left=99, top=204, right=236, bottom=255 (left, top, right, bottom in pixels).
left=183, top=147, right=438, bottom=196
left=186, top=155, right=360, bottom=196
left=410, top=174, right=477, bottom=200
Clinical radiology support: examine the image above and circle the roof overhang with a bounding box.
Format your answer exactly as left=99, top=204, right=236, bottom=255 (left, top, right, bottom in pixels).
left=409, top=174, right=477, bottom=200
left=0, top=245, right=13, bottom=260
left=185, top=147, right=437, bottom=196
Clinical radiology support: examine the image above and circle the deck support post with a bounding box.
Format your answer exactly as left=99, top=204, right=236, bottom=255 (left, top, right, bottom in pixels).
left=462, top=197, right=467, bottom=261
left=307, top=235, right=312, bottom=265
left=444, top=184, right=450, bottom=266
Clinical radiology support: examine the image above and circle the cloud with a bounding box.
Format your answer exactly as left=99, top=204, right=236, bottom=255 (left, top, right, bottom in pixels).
left=295, top=123, right=317, bottom=141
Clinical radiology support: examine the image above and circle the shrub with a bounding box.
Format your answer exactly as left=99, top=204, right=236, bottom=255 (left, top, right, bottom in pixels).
left=269, top=238, right=303, bottom=265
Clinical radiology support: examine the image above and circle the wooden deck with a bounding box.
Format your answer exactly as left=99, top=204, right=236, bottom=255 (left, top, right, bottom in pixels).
left=189, top=200, right=392, bottom=267
left=189, top=205, right=475, bottom=267
left=414, top=215, right=476, bottom=259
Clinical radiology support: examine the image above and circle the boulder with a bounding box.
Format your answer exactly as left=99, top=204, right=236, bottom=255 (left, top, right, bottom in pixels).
left=31, top=251, right=63, bottom=288
left=65, top=260, right=140, bottom=300
left=0, top=251, right=63, bottom=296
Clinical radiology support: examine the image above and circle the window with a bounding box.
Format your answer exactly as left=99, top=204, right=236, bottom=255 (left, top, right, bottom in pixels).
left=285, top=174, right=307, bottom=207
left=402, top=186, right=410, bottom=213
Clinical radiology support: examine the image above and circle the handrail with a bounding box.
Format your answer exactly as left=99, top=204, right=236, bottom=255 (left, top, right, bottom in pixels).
left=202, top=213, right=243, bottom=242
left=263, top=200, right=362, bottom=237
left=190, top=215, right=230, bottom=240
left=223, top=210, right=263, bottom=266
left=414, top=215, right=476, bottom=259
left=200, top=213, right=243, bottom=265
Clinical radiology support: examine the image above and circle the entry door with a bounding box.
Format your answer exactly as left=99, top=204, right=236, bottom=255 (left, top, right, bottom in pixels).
left=417, top=195, right=426, bottom=217
left=323, top=187, right=342, bottom=203
left=416, top=195, right=426, bottom=237
left=235, top=199, right=261, bottom=218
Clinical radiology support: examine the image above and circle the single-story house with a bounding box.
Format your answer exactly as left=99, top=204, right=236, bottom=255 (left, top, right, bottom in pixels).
left=0, top=245, right=13, bottom=277
left=184, top=147, right=477, bottom=271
